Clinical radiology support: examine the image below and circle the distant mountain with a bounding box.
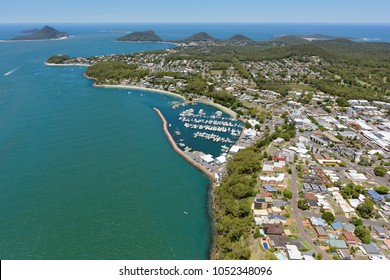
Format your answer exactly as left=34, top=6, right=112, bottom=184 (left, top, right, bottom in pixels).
left=181, top=32, right=217, bottom=42
left=225, top=34, right=254, bottom=42
left=12, top=26, right=69, bottom=40
left=268, top=35, right=309, bottom=45
left=116, top=30, right=162, bottom=42
left=302, top=33, right=340, bottom=40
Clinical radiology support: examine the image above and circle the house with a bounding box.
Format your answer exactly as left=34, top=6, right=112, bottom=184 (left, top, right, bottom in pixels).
left=367, top=190, right=383, bottom=202
left=263, top=224, right=284, bottom=235
left=262, top=163, right=274, bottom=174
left=342, top=231, right=357, bottom=245
left=263, top=184, right=278, bottom=193
left=331, top=222, right=344, bottom=231
left=325, top=239, right=348, bottom=249
left=373, top=226, right=390, bottom=239
left=273, top=161, right=286, bottom=172
left=344, top=223, right=356, bottom=233
left=304, top=192, right=317, bottom=201
left=309, top=216, right=327, bottom=227
left=268, top=235, right=290, bottom=249
left=307, top=200, right=319, bottom=209
left=286, top=244, right=303, bottom=260
left=254, top=196, right=273, bottom=209
left=273, top=138, right=284, bottom=147
left=384, top=240, right=390, bottom=250
left=362, top=243, right=380, bottom=255
left=302, top=254, right=315, bottom=260
left=338, top=249, right=353, bottom=260
left=315, top=226, right=328, bottom=239
left=259, top=173, right=285, bottom=187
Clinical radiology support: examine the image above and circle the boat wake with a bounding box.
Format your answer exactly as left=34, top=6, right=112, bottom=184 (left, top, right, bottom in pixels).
left=4, top=67, right=20, bottom=76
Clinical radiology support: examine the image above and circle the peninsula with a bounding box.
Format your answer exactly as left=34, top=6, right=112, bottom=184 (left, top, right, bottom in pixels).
left=12, top=26, right=69, bottom=40
left=46, top=32, right=390, bottom=261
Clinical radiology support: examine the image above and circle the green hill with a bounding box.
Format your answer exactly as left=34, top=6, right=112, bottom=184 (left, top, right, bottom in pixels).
left=12, top=26, right=69, bottom=40
left=181, top=32, right=217, bottom=42
left=225, top=34, right=254, bottom=42
left=116, top=30, right=162, bottom=42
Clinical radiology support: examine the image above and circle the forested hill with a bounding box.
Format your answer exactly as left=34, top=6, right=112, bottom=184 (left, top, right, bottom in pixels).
left=116, top=30, right=162, bottom=42
left=12, top=26, right=69, bottom=40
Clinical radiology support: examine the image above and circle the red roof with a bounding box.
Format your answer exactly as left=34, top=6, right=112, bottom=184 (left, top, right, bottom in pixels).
left=384, top=240, right=390, bottom=250
left=342, top=231, right=357, bottom=243
left=259, top=192, right=273, bottom=197
left=305, top=192, right=317, bottom=201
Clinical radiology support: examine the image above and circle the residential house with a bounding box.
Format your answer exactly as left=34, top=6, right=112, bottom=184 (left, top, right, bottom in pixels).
left=309, top=216, right=327, bottom=227
left=342, top=231, right=357, bottom=245
left=362, top=243, right=380, bottom=255
left=373, top=226, right=390, bottom=239
left=325, top=239, right=348, bottom=249
left=268, top=235, right=290, bottom=249
left=263, top=224, right=284, bottom=235
left=286, top=244, right=303, bottom=260
left=338, top=249, right=353, bottom=260
left=331, top=222, right=344, bottom=232
left=315, top=226, right=328, bottom=239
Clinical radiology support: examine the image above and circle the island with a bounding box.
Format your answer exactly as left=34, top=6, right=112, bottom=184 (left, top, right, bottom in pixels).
left=116, top=30, right=162, bottom=42
left=180, top=32, right=217, bottom=42
left=11, top=26, right=69, bottom=40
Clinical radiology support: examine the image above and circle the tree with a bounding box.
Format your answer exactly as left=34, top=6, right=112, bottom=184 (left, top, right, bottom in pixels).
left=374, top=186, right=389, bottom=195
left=350, top=217, right=363, bottom=227
left=336, top=97, right=350, bottom=107
left=354, top=225, right=371, bottom=244
left=283, top=190, right=293, bottom=200
left=374, top=165, right=387, bottom=177
left=298, top=199, right=309, bottom=210
left=356, top=200, right=374, bottom=219
left=296, top=165, right=302, bottom=172
left=245, top=121, right=252, bottom=129
left=322, top=212, right=335, bottom=225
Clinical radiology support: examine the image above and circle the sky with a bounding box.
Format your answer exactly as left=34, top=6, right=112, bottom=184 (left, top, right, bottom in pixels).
left=0, top=0, right=389, bottom=23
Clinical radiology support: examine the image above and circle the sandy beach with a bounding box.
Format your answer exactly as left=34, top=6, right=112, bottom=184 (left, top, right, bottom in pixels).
left=45, top=62, right=91, bottom=67
left=96, top=84, right=186, bottom=101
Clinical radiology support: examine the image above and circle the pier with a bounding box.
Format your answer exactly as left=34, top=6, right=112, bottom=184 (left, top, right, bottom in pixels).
left=153, top=107, right=216, bottom=189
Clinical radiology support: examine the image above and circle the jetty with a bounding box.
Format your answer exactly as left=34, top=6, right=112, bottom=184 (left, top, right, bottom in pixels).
left=153, top=107, right=216, bottom=189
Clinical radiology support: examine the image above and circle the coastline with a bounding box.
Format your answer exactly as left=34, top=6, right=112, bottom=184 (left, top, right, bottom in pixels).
left=153, top=107, right=216, bottom=260
left=96, top=84, right=186, bottom=101
left=153, top=107, right=215, bottom=185
left=45, top=62, right=91, bottom=67
left=190, top=100, right=237, bottom=118
left=46, top=63, right=238, bottom=118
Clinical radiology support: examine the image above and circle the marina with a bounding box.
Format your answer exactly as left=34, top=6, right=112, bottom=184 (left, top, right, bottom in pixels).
left=165, top=103, right=243, bottom=157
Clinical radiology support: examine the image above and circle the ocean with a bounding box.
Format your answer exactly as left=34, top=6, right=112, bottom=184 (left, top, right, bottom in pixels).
left=0, top=23, right=388, bottom=260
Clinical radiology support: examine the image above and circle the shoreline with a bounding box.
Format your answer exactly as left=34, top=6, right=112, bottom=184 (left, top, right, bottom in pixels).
left=96, top=84, right=186, bottom=101
left=45, top=62, right=91, bottom=67
left=153, top=107, right=216, bottom=186
left=46, top=63, right=238, bottom=118
left=153, top=107, right=216, bottom=260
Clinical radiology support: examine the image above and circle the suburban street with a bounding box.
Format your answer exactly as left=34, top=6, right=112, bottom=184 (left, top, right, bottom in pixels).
left=290, top=164, right=331, bottom=260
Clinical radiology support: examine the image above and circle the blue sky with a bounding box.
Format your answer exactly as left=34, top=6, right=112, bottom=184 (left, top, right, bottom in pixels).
left=0, top=0, right=389, bottom=23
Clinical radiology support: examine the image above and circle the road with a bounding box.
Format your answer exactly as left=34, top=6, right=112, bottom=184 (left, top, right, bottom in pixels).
left=290, top=164, right=330, bottom=259
left=301, top=211, right=390, bottom=227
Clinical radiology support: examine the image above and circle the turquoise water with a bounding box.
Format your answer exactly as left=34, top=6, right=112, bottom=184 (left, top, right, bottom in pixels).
left=0, top=29, right=212, bottom=259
